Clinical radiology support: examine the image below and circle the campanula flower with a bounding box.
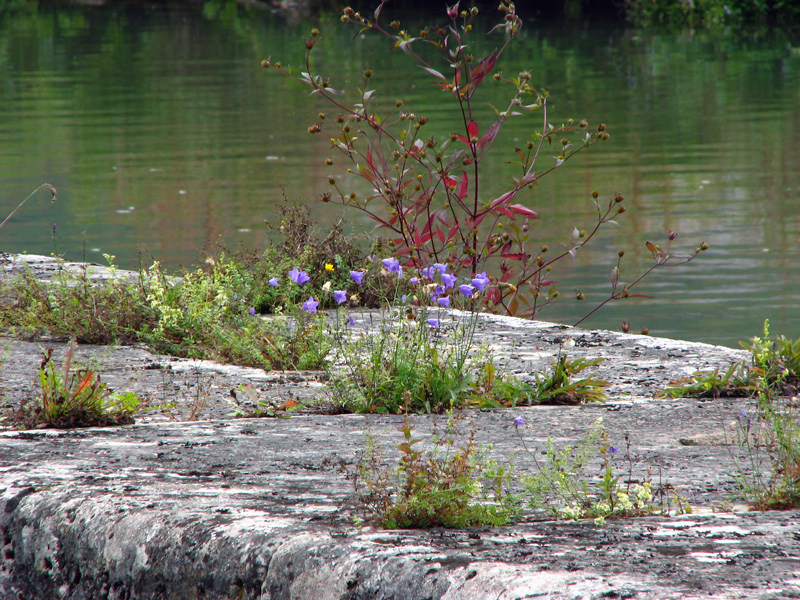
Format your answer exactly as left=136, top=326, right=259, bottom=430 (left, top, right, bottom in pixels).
left=382, top=257, right=403, bottom=278
left=471, top=272, right=490, bottom=291
left=350, top=271, right=365, bottom=285
left=249, top=307, right=256, bottom=316
left=441, top=273, right=457, bottom=288
left=301, top=297, right=319, bottom=312
left=348, top=315, right=355, bottom=326
left=268, top=277, right=279, bottom=287
left=422, top=267, right=434, bottom=280
left=433, top=263, right=448, bottom=274
left=289, top=268, right=311, bottom=285
left=410, top=277, right=420, bottom=285
left=609, top=446, right=619, bottom=455
left=333, top=290, right=347, bottom=305
left=459, top=284, right=476, bottom=297
left=437, top=296, right=450, bottom=307
left=514, top=416, right=525, bottom=427
left=426, top=318, right=440, bottom=328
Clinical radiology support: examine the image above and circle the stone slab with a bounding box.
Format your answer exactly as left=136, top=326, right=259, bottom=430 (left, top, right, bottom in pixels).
left=2, top=254, right=798, bottom=599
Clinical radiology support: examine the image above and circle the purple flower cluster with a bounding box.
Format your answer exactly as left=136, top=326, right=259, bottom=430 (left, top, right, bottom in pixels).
left=268, top=259, right=492, bottom=326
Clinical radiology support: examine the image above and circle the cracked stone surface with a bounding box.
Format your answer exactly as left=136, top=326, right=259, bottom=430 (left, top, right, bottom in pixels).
left=1, top=254, right=798, bottom=599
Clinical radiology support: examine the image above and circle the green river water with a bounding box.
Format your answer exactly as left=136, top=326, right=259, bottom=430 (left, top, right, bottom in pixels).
left=1, top=3, right=798, bottom=346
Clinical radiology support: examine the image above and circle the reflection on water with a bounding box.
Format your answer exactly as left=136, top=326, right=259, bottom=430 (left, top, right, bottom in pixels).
left=0, top=4, right=798, bottom=346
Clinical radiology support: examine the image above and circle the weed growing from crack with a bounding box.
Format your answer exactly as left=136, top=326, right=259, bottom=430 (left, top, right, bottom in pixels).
left=659, top=319, right=799, bottom=400
left=727, top=321, right=800, bottom=510
left=516, top=417, right=670, bottom=523
left=317, top=255, right=607, bottom=413
left=659, top=319, right=800, bottom=510
left=7, top=339, right=144, bottom=428
left=354, top=406, right=520, bottom=528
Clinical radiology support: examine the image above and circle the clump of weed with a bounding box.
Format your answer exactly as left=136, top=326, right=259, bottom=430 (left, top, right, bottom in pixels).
left=659, top=319, right=799, bottom=400
left=322, top=259, right=608, bottom=414
left=8, top=340, right=144, bottom=428
left=354, top=407, right=519, bottom=528
left=517, top=417, right=671, bottom=523
left=0, top=256, right=158, bottom=346
left=210, top=201, right=390, bottom=312
left=728, top=321, right=800, bottom=510
left=478, top=354, right=609, bottom=407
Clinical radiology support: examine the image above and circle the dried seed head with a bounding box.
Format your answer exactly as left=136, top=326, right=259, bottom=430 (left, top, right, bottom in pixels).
left=614, top=193, right=624, bottom=203
left=364, top=69, right=373, bottom=78
left=618, top=249, right=625, bottom=257
left=598, top=123, right=606, bottom=132
left=579, top=120, right=588, bottom=128
left=325, top=158, right=333, bottom=165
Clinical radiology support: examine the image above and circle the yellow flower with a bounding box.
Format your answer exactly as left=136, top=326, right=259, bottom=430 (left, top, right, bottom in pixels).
left=325, top=263, right=334, bottom=272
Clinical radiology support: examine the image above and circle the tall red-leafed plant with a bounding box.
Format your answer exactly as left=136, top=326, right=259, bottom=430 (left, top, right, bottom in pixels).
left=262, top=1, right=705, bottom=322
